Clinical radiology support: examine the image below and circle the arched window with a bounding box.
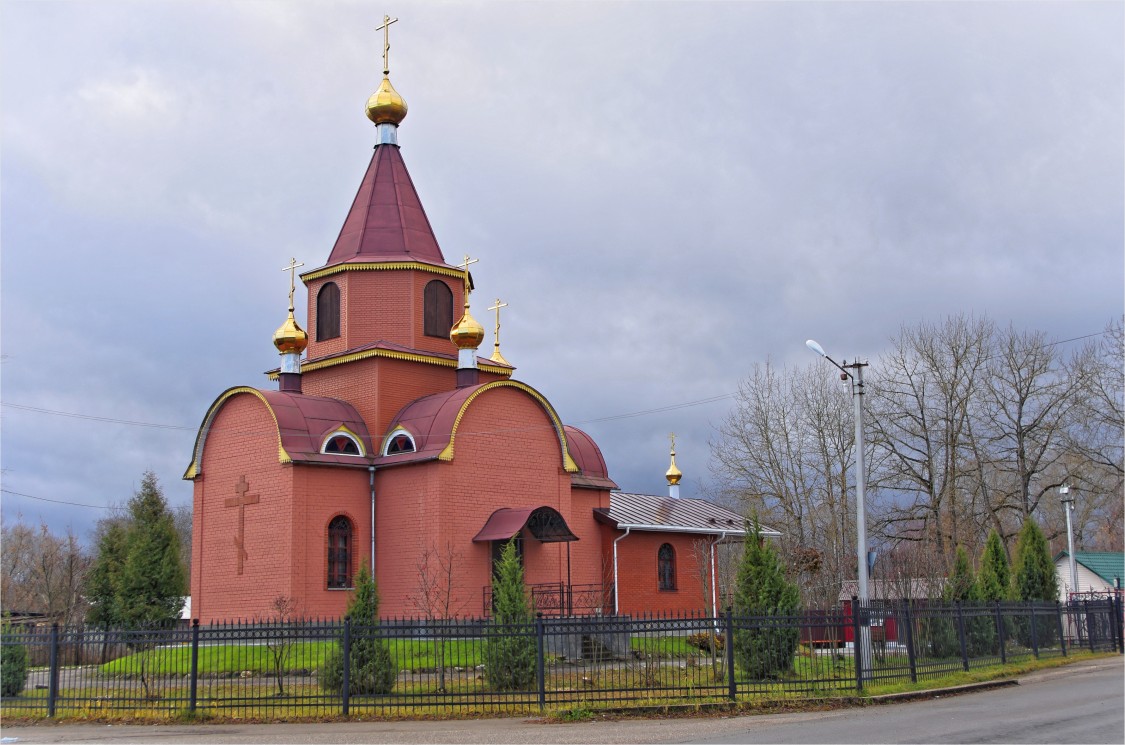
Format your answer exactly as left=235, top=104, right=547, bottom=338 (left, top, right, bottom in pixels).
left=327, top=516, right=353, bottom=588
left=383, top=431, right=416, bottom=455
left=317, top=282, right=341, bottom=340
left=323, top=432, right=363, bottom=456
left=423, top=280, right=453, bottom=338
left=658, top=543, right=676, bottom=591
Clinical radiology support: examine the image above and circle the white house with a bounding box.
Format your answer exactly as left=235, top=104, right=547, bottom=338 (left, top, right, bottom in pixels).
left=1054, top=551, right=1123, bottom=602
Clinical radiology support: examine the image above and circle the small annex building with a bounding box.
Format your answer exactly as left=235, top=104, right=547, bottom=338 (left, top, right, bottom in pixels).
left=185, top=43, right=768, bottom=623
left=1054, top=551, right=1124, bottom=602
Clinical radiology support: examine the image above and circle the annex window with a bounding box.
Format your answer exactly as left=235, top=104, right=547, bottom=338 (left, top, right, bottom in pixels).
left=322, top=431, right=363, bottom=456
left=317, top=282, right=341, bottom=341
left=383, top=430, right=416, bottom=456
left=423, top=280, right=453, bottom=338
left=658, top=543, right=676, bottom=591
left=327, top=516, right=353, bottom=589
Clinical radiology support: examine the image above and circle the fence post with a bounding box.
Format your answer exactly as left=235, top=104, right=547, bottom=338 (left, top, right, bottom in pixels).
left=1029, top=604, right=1039, bottom=659
left=955, top=601, right=969, bottom=671
left=1054, top=602, right=1066, bottom=657
left=902, top=601, right=917, bottom=684
left=994, top=602, right=1006, bottom=664
left=534, top=613, right=546, bottom=711
left=341, top=618, right=351, bottom=717
left=724, top=606, right=737, bottom=702
left=189, top=619, right=200, bottom=712
left=1115, top=595, right=1124, bottom=654
left=47, top=623, right=60, bottom=718
left=851, top=597, right=863, bottom=693
left=1083, top=600, right=1095, bottom=653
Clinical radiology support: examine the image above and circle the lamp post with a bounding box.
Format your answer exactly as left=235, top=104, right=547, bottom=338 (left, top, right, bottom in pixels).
left=1059, top=485, right=1078, bottom=600
left=806, top=339, right=870, bottom=676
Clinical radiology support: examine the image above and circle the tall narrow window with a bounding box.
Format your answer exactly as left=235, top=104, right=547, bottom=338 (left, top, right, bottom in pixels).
left=327, top=516, right=352, bottom=588
left=423, top=280, right=453, bottom=338
left=317, top=282, right=341, bottom=340
left=658, top=543, right=676, bottom=591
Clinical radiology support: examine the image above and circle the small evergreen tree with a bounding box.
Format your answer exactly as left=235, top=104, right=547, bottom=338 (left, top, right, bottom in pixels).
left=319, top=563, right=396, bottom=695
left=86, top=521, right=128, bottom=629
left=117, top=472, right=187, bottom=629
left=977, top=530, right=1012, bottom=602
left=1, top=623, right=29, bottom=698
left=732, top=518, right=800, bottom=680
left=1012, top=518, right=1059, bottom=647
left=484, top=539, right=536, bottom=691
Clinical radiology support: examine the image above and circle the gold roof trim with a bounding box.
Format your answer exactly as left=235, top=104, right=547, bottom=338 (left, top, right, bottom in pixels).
left=266, top=347, right=513, bottom=379
left=436, top=380, right=579, bottom=473
left=300, top=262, right=464, bottom=283
left=184, top=386, right=292, bottom=480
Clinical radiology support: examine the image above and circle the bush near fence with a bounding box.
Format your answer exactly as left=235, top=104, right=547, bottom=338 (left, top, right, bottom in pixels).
left=0, top=598, right=1120, bottom=720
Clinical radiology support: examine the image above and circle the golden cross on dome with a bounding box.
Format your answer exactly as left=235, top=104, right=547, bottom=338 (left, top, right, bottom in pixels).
left=376, top=14, right=399, bottom=76
left=488, top=298, right=508, bottom=359
left=281, top=257, right=304, bottom=311
left=669, top=432, right=677, bottom=454
left=457, top=254, right=479, bottom=299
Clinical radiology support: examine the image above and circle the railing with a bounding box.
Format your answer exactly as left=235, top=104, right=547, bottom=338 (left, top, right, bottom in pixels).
left=482, top=583, right=612, bottom=616
left=1, top=598, right=1119, bottom=718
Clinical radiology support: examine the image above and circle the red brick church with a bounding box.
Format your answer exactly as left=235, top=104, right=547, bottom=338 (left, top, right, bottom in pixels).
left=184, top=32, right=772, bottom=623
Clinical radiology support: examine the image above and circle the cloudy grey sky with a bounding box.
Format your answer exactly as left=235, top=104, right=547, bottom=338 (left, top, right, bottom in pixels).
left=2, top=1, right=1122, bottom=541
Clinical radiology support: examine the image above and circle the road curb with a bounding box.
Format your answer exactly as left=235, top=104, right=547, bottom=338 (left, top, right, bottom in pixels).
left=863, top=678, right=1019, bottom=704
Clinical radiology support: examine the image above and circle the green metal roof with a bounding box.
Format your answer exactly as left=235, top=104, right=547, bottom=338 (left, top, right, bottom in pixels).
left=1056, top=551, right=1124, bottom=585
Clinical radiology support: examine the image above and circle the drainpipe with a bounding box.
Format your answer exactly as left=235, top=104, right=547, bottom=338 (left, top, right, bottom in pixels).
left=369, top=466, right=376, bottom=575
left=710, top=532, right=733, bottom=617
left=612, top=527, right=632, bottom=616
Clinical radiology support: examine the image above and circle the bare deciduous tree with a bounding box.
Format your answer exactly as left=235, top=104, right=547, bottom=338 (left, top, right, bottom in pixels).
left=0, top=517, right=89, bottom=625
left=408, top=541, right=465, bottom=692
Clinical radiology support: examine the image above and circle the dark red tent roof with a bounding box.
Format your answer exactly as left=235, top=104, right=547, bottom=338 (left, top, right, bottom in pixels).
left=324, top=144, right=448, bottom=267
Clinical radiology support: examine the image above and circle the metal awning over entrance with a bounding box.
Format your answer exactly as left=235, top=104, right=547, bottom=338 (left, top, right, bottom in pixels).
left=472, top=506, right=578, bottom=543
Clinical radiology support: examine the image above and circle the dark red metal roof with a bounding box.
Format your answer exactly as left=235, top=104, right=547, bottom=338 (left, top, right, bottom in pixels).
left=324, top=145, right=447, bottom=267
left=472, top=507, right=578, bottom=543
left=261, top=390, right=375, bottom=465
left=564, top=425, right=617, bottom=490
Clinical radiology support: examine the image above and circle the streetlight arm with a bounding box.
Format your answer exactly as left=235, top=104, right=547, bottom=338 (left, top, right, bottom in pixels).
left=806, top=339, right=852, bottom=379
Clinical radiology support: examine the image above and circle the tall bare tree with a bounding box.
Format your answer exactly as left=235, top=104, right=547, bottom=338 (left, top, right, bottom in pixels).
left=711, top=360, right=856, bottom=607
left=0, top=518, right=89, bottom=625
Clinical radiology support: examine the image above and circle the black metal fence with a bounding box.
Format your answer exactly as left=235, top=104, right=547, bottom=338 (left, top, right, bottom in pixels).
left=2, top=598, right=1120, bottom=719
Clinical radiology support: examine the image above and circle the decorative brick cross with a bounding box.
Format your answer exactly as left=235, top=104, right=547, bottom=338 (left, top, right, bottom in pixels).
left=224, top=475, right=259, bottom=575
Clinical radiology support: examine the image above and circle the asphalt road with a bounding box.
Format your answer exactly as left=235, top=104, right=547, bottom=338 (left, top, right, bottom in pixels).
left=1, top=657, right=1120, bottom=745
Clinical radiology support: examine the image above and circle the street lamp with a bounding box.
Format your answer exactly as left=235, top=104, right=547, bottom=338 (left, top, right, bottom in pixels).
left=806, top=339, right=870, bottom=676
left=1059, top=485, right=1078, bottom=600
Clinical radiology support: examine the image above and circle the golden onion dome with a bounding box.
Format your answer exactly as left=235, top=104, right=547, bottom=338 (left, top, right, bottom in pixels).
left=450, top=311, right=485, bottom=350
left=666, top=453, right=683, bottom=486
left=366, top=76, right=408, bottom=125
left=273, top=311, right=309, bottom=354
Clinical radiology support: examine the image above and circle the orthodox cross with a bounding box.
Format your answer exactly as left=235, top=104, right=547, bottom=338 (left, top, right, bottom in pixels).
left=281, top=257, right=304, bottom=311
left=456, top=254, right=479, bottom=300
left=669, top=432, right=677, bottom=455
left=224, top=475, right=260, bottom=575
left=487, top=298, right=508, bottom=348
left=376, top=14, right=399, bottom=76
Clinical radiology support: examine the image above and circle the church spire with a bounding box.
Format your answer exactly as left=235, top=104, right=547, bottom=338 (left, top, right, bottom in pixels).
left=666, top=432, right=683, bottom=499
left=273, top=258, right=309, bottom=393
left=450, top=255, right=484, bottom=387
left=366, top=14, right=408, bottom=144
left=487, top=298, right=511, bottom=367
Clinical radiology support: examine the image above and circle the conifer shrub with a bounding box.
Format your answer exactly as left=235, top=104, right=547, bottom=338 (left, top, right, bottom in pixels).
left=319, top=563, right=397, bottom=695
left=484, top=539, right=536, bottom=691
left=1, top=624, right=29, bottom=697
left=1012, top=518, right=1059, bottom=648
left=732, top=519, right=800, bottom=679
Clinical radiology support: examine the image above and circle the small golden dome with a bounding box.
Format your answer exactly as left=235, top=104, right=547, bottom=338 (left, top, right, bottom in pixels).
left=450, top=311, right=485, bottom=350
left=366, top=76, right=408, bottom=125
left=666, top=460, right=683, bottom=486
left=273, top=311, right=309, bottom=354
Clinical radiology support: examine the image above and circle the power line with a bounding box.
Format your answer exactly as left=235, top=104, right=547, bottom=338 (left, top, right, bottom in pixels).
left=1, top=488, right=115, bottom=510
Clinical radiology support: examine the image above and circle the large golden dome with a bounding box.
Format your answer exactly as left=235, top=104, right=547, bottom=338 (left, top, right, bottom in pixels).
left=366, top=76, right=408, bottom=125
left=273, top=311, right=309, bottom=354
left=450, top=311, right=485, bottom=350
